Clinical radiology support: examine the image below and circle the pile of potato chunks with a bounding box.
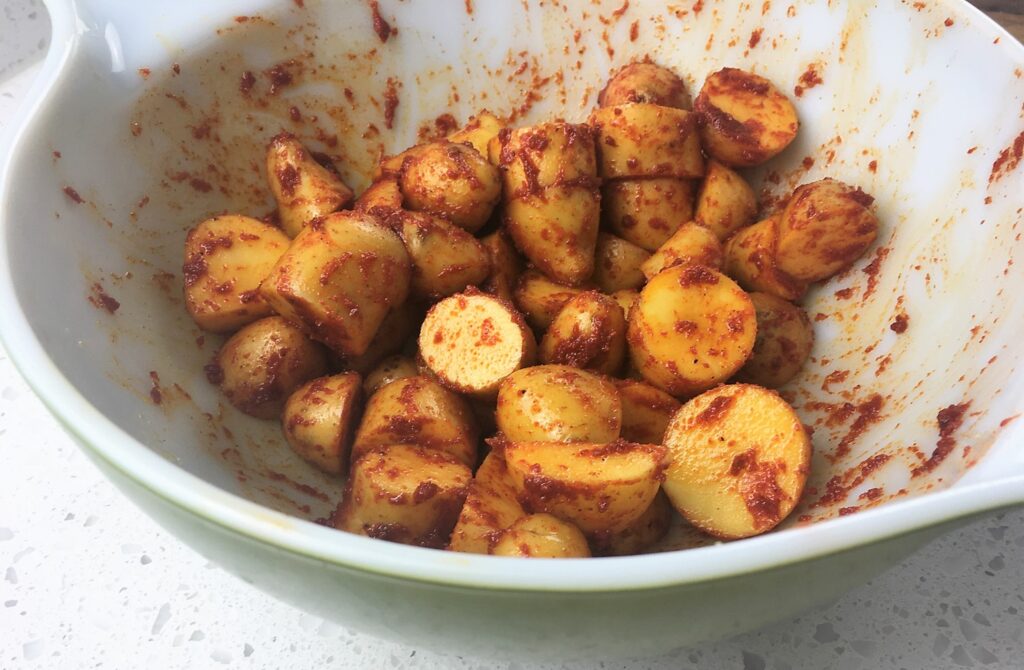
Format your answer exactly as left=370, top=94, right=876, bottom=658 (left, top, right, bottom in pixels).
left=183, top=62, right=878, bottom=557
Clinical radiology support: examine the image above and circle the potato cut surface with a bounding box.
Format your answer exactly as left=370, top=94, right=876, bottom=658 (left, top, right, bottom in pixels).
left=722, top=216, right=807, bottom=301
left=589, top=103, right=704, bottom=179
left=640, top=222, right=723, bottom=280
left=599, top=62, right=692, bottom=110
left=694, top=160, right=758, bottom=241
left=490, top=514, right=591, bottom=558
left=539, top=292, right=627, bottom=375
left=615, top=379, right=681, bottom=444
left=399, top=140, right=501, bottom=232
left=449, top=451, right=526, bottom=554
left=513, top=270, right=588, bottom=331
left=282, top=372, right=362, bottom=475
left=601, top=177, right=695, bottom=251
left=266, top=132, right=353, bottom=237
left=592, top=233, right=650, bottom=293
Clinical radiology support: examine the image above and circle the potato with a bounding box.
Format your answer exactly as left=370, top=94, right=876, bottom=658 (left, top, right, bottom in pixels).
left=722, top=216, right=807, bottom=301
left=592, top=233, right=649, bottom=293
left=738, top=293, right=814, bottom=388
left=353, top=177, right=403, bottom=218
left=503, top=440, right=667, bottom=534
left=335, top=445, right=471, bottom=548
left=694, top=160, right=758, bottom=241
left=449, top=451, right=526, bottom=553
left=387, top=209, right=491, bottom=299
left=490, top=122, right=597, bottom=199
left=183, top=215, right=290, bottom=333
left=503, top=185, right=600, bottom=286
left=598, top=62, right=692, bottom=110
left=640, top=222, right=724, bottom=280
left=610, top=289, right=639, bottom=320
left=661, top=384, right=810, bottom=538
left=589, top=103, right=703, bottom=179
left=539, top=292, right=627, bottom=375
left=373, top=143, right=429, bottom=181
left=336, top=300, right=421, bottom=374
left=614, top=379, right=681, bottom=444
left=447, top=109, right=505, bottom=157
left=418, top=291, right=537, bottom=398
left=259, top=211, right=411, bottom=357
left=627, top=264, right=756, bottom=398
left=601, top=178, right=695, bottom=251
left=590, top=490, right=673, bottom=556
left=491, top=514, right=591, bottom=558
left=212, top=316, right=329, bottom=419
left=266, top=132, right=354, bottom=237
left=351, top=375, right=478, bottom=468
left=513, top=269, right=588, bottom=331
left=363, top=355, right=418, bottom=396
left=694, top=68, right=798, bottom=167
left=775, top=179, right=879, bottom=282
left=480, top=230, right=524, bottom=304
left=496, top=365, right=621, bottom=443
left=399, top=141, right=501, bottom=232
left=281, top=373, right=362, bottom=475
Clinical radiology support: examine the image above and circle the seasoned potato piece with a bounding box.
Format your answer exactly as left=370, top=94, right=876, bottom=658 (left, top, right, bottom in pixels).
left=281, top=373, right=362, bottom=475
left=627, top=264, right=756, bottom=398
left=183, top=215, right=290, bottom=333
left=590, top=490, right=673, bottom=556
left=419, top=291, right=537, bottom=398
left=601, top=178, right=695, bottom=251
left=496, top=365, right=621, bottom=443
left=480, top=230, right=524, bottom=304
left=351, top=375, right=478, bottom=468
left=335, top=445, right=471, bottom=548
left=213, top=316, right=329, bottom=419
left=592, top=233, right=650, bottom=293
left=373, top=143, right=430, bottom=181
left=399, top=141, right=501, bottom=232
left=387, top=210, right=490, bottom=299
left=589, top=103, right=704, bottom=179
left=722, top=216, right=807, bottom=301
left=491, top=514, right=591, bottom=558
left=259, top=211, right=411, bottom=357
left=662, top=384, right=811, bottom=538
left=694, top=160, right=758, bottom=241
left=336, top=300, right=421, bottom=375
left=447, top=109, right=505, bottom=157
left=615, top=379, right=681, bottom=444
left=490, top=122, right=597, bottom=199
left=640, top=222, right=724, bottom=280
left=513, top=270, right=588, bottom=331
left=504, top=186, right=600, bottom=286
left=694, top=68, right=798, bottom=167
left=599, top=61, right=692, bottom=110
left=738, top=293, right=814, bottom=388
left=363, top=355, right=418, bottom=396
left=539, top=292, right=627, bottom=375
left=610, top=289, right=639, bottom=320
left=449, top=451, right=526, bottom=553
left=504, top=440, right=667, bottom=534
left=775, top=179, right=879, bottom=282
left=266, top=132, right=354, bottom=237
left=353, top=178, right=403, bottom=218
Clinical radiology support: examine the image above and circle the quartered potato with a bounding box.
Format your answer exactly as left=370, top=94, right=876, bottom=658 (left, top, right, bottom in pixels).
left=640, top=222, right=724, bottom=280
left=614, top=379, right=681, bottom=444
left=266, top=132, right=354, bottom=237
left=399, top=140, right=501, bottom=232
left=539, top=292, right=627, bottom=375
left=449, top=451, right=526, bottom=554
left=601, top=178, right=694, bottom=252
left=694, top=160, right=758, bottom=241
left=490, top=122, right=597, bottom=199
left=496, top=365, right=622, bottom=443
left=363, top=355, right=418, bottom=396
left=281, top=372, right=362, bottom=475
left=337, top=300, right=421, bottom=375
left=353, top=177, right=403, bottom=218
left=335, top=445, right=472, bottom=548
left=694, top=68, right=798, bottom=167
left=387, top=209, right=491, bottom=299
left=610, top=289, right=639, bottom=320
left=503, top=440, right=667, bottom=534
left=592, top=233, right=650, bottom=293
left=722, top=216, right=807, bottom=301
left=738, top=292, right=814, bottom=388
left=419, top=291, right=537, bottom=398
left=590, top=490, right=673, bottom=556
left=213, top=316, right=329, bottom=419
left=448, top=109, right=505, bottom=157
left=627, top=264, right=756, bottom=398
left=480, top=229, right=524, bottom=304
left=599, top=61, right=692, bottom=110
left=183, top=215, right=290, bottom=333
left=775, top=179, right=879, bottom=282
left=661, top=384, right=811, bottom=539
left=513, top=269, right=589, bottom=331
left=490, top=514, right=591, bottom=558
left=589, top=103, right=704, bottom=179
left=259, top=211, right=411, bottom=357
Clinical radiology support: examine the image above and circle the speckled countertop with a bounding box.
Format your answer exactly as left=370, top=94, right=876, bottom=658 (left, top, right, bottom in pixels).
left=1, top=1, right=1023, bottom=668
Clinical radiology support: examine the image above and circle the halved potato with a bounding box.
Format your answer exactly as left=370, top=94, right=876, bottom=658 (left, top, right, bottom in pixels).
left=418, top=291, right=537, bottom=398
left=266, top=132, right=354, bottom=237
left=480, top=229, right=524, bottom=304
left=399, top=141, right=501, bottom=232
left=336, top=300, right=421, bottom=375
left=661, top=384, right=811, bottom=538
left=448, top=109, right=505, bottom=157
left=496, top=365, right=621, bottom=443
left=592, top=233, right=650, bottom=293
left=513, top=269, right=588, bottom=331
left=615, top=379, right=681, bottom=444
left=610, top=289, right=639, bottom=320
left=694, top=68, right=798, bottom=167
left=363, top=355, right=418, bottom=397
left=503, top=440, right=667, bottom=534
left=589, top=103, right=704, bottom=179
left=722, top=216, right=807, bottom=301
left=449, top=451, right=526, bottom=554
left=490, top=514, right=591, bottom=558
left=387, top=209, right=490, bottom=299
left=694, top=160, right=758, bottom=241
left=490, top=122, right=597, bottom=199
left=353, top=177, right=403, bottom=218
left=640, top=222, right=724, bottom=280
left=590, top=490, right=673, bottom=556
left=599, top=61, right=692, bottom=110
left=335, top=444, right=471, bottom=548
left=738, top=292, right=814, bottom=388
left=281, top=372, right=362, bottom=475
left=627, top=264, right=756, bottom=398
left=601, top=178, right=695, bottom=252
left=183, top=215, right=290, bottom=333
left=539, top=291, right=627, bottom=375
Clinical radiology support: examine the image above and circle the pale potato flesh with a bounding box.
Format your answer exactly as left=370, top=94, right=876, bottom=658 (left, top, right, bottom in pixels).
left=614, top=379, right=681, bottom=444
left=592, top=233, right=650, bottom=293
left=601, top=178, right=695, bottom=251
left=490, top=513, right=591, bottom=558
left=449, top=451, right=526, bottom=554
left=722, top=216, right=807, bottom=301
left=539, top=292, right=627, bottom=375
left=589, top=103, right=704, bottom=179
left=513, top=269, right=588, bottom=331
left=281, top=372, right=362, bottom=476
left=399, top=140, right=501, bottom=232
left=640, top=222, right=724, bottom=280
left=738, top=292, right=814, bottom=388
left=266, top=132, right=353, bottom=237
left=694, top=160, right=758, bottom=241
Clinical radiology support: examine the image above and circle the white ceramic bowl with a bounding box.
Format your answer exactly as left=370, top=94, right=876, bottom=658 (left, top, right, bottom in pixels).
left=1, top=0, right=1023, bottom=660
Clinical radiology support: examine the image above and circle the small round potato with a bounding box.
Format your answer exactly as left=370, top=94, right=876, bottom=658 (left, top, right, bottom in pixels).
left=387, top=209, right=491, bottom=299
left=694, top=68, right=799, bottom=167
left=480, top=229, right=524, bottom=304
left=640, top=222, right=724, bottom=280
left=490, top=122, right=597, bottom=199
left=627, top=264, right=757, bottom=398
left=374, top=143, right=430, bottom=181
left=504, top=186, right=600, bottom=286
left=448, top=451, right=525, bottom=554
left=592, top=233, right=650, bottom=293
left=590, top=490, right=673, bottom=556
left=213, top=316, right=329, bottom=419
left=399, top=140, right=501, bottom=232
left=496, top=365, right=622, bottom=443
left=447, top=109, right=505, bottom=157
left=694, top=160, right=758, bottom=241
left=281, top=372, right=362, bottom=475
left=353, top=177, right=403, bottom=218
left=599, top=62, right=692, bottom=110
left=589, top=103, right=704, bottom=179
left=614, top=379, right=681, bottom=444
left=491, top=514, right=591, bottom=558
left=513, top=270, right=589, bottom=331
left=775, top=179, right=879, bottom=282
left=601, top=178, right=695, bottom=251
left=610, top=289, right=639, bottom=320
left=722, top=216, right=807, bottom=301
left=363, top=355, right=418, bottom=396
left=661, top=384, right=811, bottom=539
left=738, top=293, right=814, bottom=388
left=539, top=292, right=627, bottom=375
left=266, top=133, right=354, bottom=238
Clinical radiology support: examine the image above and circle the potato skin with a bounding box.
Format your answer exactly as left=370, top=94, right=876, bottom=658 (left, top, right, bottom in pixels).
left=694, top=160, right=758, bottom=241
left=614, top=379, right=681, bottom=444
left=354, top=178, right=403, bottom=219
left=399, top=141, right=501, bottom=232
left=480, top=230, right=524, bottom=304
left=589, top=103, right=704, bottom=179
left=738, top=293, right=814, bottom=388
left=640, top=222, right=724, bottom=280
left=336, top=300, right=421, bottom=375
left=281, top=372, right=362, bottom=475
left=539, top=292, right=627, bottom=375
left=491, top=122, right=598, bottom=199
left=601, top=178, right=695, bottom=251
left=592, top=233, right=650, bottom=293
left=449, top=451, right=526, bottom=553
left=599, top=62, right=692, bottom=110
left=491, top=514, right=591, bottom=558
left=266, top=132, right=354, bottom=237
left=213, top=316, right=329, bottom=419
left=447, top=109, right=505, bottom=158
left=610, top=289, right=639, bottom=320
left=386, top=209, right=491, bottom=299
left=513, top=269, right=588, bottom=331
left=589, top=490, right=673, bottom=556
left=363, top=355, right=418, bottom=396
left=722, top=216, right=807, bottom=301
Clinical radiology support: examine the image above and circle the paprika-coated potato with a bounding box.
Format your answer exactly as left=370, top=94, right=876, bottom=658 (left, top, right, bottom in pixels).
left=610, top=289, right=639, bottom=320
left=722, top=216, right=807, bottom=301
left=448, top=109, right=505, bottom=158
left=601, top=178, right=695, bottom=251
left=374, top=143, right=430, bottom=181
left=590, top=490, right=673, bottom=556
left=592, top=233, right=650, bottom=293
left=640, top=222, right=724, bottom=280
left=448, top=451, right=526, bottom=553
left=337, top=300, right=422, bottom=375
left=589, top=103, right=704, bottom=179
left=480, top=229, right=524, bottom=304
left=738, top=292, right=814, bottom=388
left=491, top=514, right=591, bottom=558
left=513, top=270, right=589, bottom=331
left=539, top=292, right=627, bottom=375
left=694, top=160, right=758, bottom=241
left=387, top=209, right=491, bottom=299
left=399, top=141, right=501, bottom=232
left=599, top=61, right=692, bottom=110
left=281, top=372, right=362, bottom=475
left=490, top=122, right=598, bottom=199
left=363, top=355, right=418, bottom=397
left=614, top=379, right=681, bottom=444
left=353, top=177, right=403, bottom=218
left=266, top=132, right=354, bottom=237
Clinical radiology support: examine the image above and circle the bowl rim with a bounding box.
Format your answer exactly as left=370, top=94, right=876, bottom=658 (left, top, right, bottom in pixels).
left=1, top=0, right=1023, bottom=593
